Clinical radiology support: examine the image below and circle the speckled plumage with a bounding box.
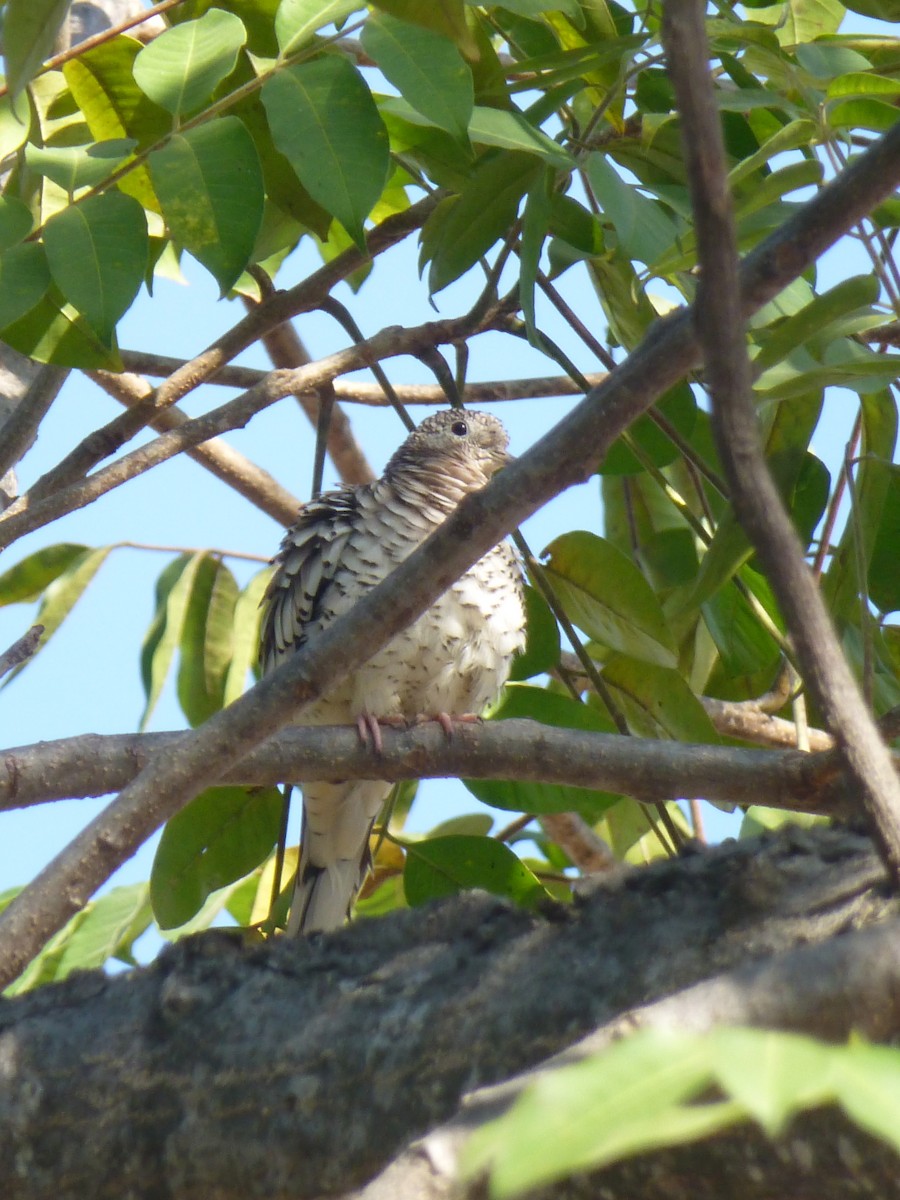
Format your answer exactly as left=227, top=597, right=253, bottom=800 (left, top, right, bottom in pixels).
left=260, top=410, right=526, bottom=934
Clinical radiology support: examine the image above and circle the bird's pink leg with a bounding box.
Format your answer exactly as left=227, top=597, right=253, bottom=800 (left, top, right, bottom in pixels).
left=356, top=712, right=407, bottom=754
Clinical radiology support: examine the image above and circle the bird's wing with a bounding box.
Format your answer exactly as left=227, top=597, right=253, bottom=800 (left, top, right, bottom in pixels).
left=259, top=488, right=361, bottom=675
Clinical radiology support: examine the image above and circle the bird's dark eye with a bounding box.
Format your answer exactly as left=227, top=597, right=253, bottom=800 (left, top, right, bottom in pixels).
left=451, top=420, right=468, bottom=437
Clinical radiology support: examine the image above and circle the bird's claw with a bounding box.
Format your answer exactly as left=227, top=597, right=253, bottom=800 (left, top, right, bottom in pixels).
left=356, top=713, right=407, bottom=755
left=415, top=712, right=482, bottom=740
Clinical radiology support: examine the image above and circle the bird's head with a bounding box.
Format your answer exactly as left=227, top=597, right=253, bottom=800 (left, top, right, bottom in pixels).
left=385, top=409, right=512, bottom=492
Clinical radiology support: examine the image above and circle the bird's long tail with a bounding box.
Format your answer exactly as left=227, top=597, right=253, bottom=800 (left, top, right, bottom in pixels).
left=286, top=779, right=391, bottom=935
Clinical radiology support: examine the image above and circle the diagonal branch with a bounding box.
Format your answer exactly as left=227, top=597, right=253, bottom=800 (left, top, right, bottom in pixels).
left=661, top=1, right=900, bottom=881
left=90, top=370, right=300, bottom=524
left=1, top=116, right=900, bottom=986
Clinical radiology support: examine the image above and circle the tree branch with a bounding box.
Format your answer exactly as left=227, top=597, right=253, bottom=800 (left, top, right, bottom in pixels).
left=662, top=1, right=900, bottom=881
left=253, top=317, right=375, bottom=485
left=151, top=193, right=440, bottom=413
left=118, top=351, right=608, bottom=404
left=90, top=369, right=300, bottom=524
left=0, top=626, right=43, bottom=682
left=0, top=307, right=507, bottom=552
left=0, top=365, right=68, bottom=483
left=380, top=903, right=900, bottom=1200
left=0, top=825, right=895, bottom=1200
left=1, top=115, right=900, bottom=986
left=0, top=720, right=858, bottom=816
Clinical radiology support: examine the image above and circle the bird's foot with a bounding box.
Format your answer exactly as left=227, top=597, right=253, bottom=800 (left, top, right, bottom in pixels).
left=356, top=712, right=406, bottom=755
left=415, top=712, right=482, bottom=740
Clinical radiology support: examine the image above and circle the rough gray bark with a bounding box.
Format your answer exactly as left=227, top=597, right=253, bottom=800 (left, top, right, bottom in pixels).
left=0, top=824, right=898, bottom=1200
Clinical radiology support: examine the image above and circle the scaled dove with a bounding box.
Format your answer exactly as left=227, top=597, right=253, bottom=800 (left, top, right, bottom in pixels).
left=259, top=409, right=526, bottom=934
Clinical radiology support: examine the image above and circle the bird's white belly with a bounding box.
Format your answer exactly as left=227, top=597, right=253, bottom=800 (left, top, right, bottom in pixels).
left=306, top=544, right=525, bottom=724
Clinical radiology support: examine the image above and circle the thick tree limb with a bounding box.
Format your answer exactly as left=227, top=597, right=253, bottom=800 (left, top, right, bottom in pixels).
left=0, top=826, right=896, bottom=1200
left=662, top=2, right=900, bottom=880
left=1, top=116, right=900, bottom=986
left=0, top=719, right=859, bottom=815
left=0, top=365, right=68, bottom=485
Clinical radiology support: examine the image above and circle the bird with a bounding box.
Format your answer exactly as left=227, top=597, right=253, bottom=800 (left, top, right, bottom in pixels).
left=259, top=409, right=526, bottom=935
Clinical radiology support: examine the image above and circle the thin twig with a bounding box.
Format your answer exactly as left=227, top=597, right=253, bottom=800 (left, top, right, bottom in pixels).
left=118, top=351, right=609, bottom=405
left=0, top=626, right=44, bottom=681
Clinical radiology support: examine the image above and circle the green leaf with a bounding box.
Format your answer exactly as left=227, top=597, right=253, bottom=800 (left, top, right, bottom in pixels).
left=752, top=275, right=880, bottom=374
left=464, top=1028, right=725, bottom=1196
left=5, top=884, right=153, bottom=995
left=140, top=553, right=202, bottom=729
left=468, top=106, right=572, bottom=166
left=64, top=37, right=172, bottom=149
left=64, top=37, right=170, bottom=211
left=828, top=97, right=900, bottom=133
left=710, top=1027, right=838, bottom=1135
left=148, top=115, right=265, bottom=293
left=3, top=0, right=70, bottom=96
left=467, top=1026, right=900, bottom=1197
left=824, top=391, right=897, bottom=621
left=755, top=343, right=900, bottom=400
left=0, top=90, right=32, bottom=160
left=519, top=167, right=553, bottom=342
left=702, top=570, right=783, bottom=680
left=543, top=531, right=678, bottom=668
left=0, top=196, right=33, bottom=250
left=465, top=685, right=620, bottom=822
left=867, top=464, right=900, bottom=614
left=403, top=834, right=549, bottom=908
left=133, top=8, right=248, bottom=118
left=3, top=547, right=110, bottom=686
left=601, top=656, right=720, bottom=743
left=0, top=243, right=52, bottom=330
left=509, top=584, right=560, bottom=681
left=0, top=543, right=88, bottom=606
left=425, top=151, right=541, bottom=293
left=843, top=0, right=900, bottom=16
left=261, top=56, right=389, bottom=249
left=599, top=384, right=697, bottom=475
left=24, top=138, right=137, bottom=193
left=498, top=0, right=583, bottom=19
left=223, top=567, right=271, bottom=704
left=427, top=813, right=495, bottom=839
left=0, top=288, right=121, bottom=369
left=362, top=12, right=472, bottom=140
left=43, top=191, right=148, bottom=343
left=835, top=1041, right=900, bottom=1150
left=585, top=151, right=679, bottom=266
left=151, top=785, right=283, bottom=928
left=177, top=554, right=239, bottom=725
left=369, top=0, right=477, bottom=56
left=275, top=0, right=361, bottom=55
